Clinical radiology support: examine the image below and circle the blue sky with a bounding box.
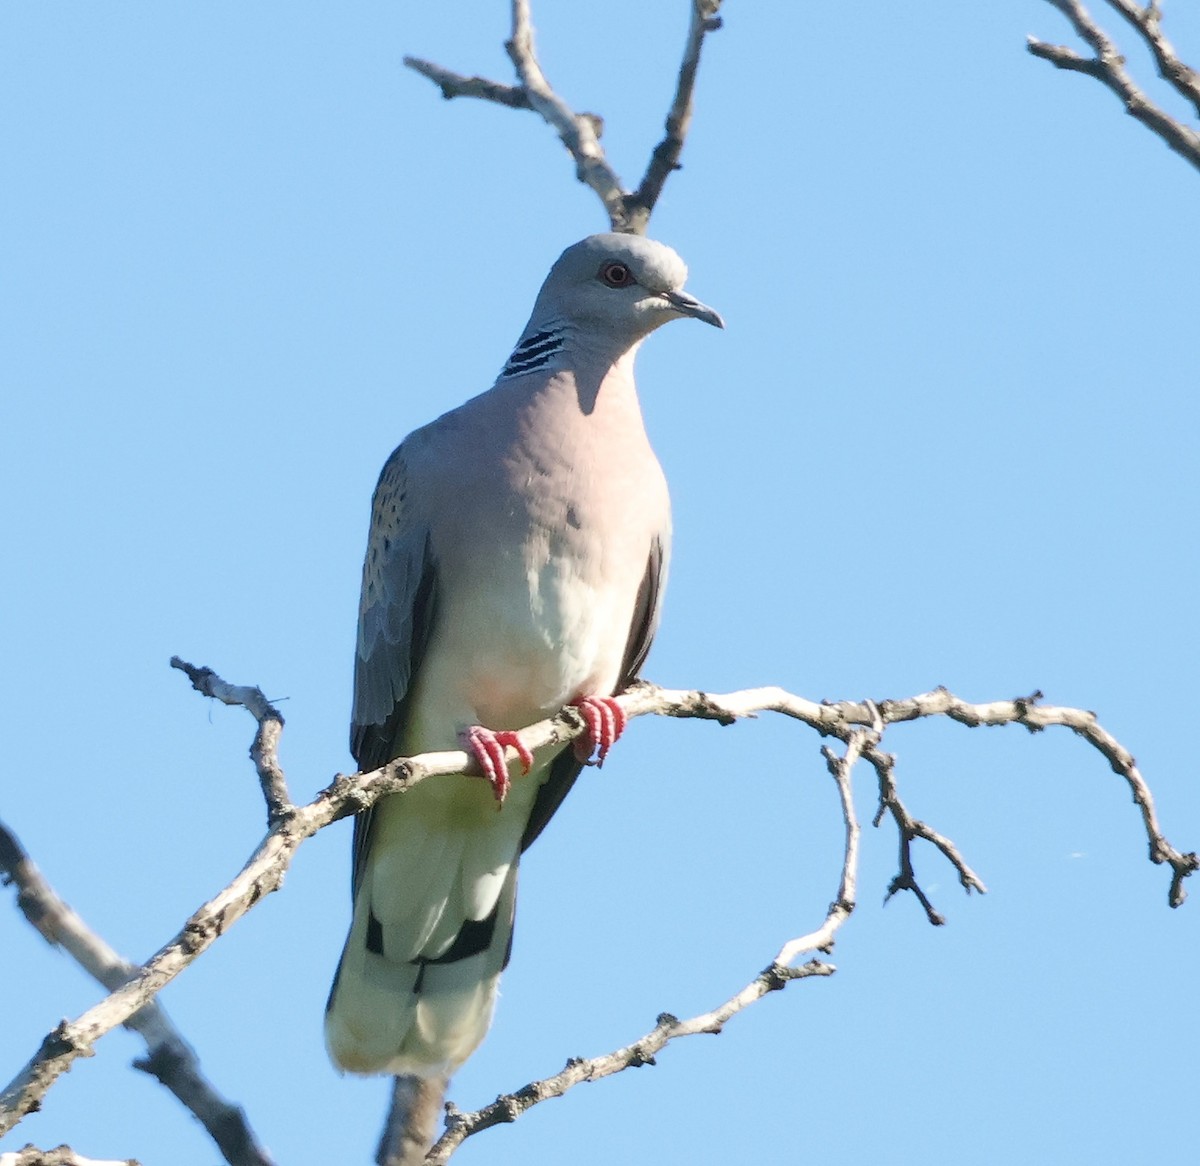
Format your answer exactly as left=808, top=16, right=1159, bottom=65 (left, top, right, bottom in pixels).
left=3, top=2, right=1198, bottom=1163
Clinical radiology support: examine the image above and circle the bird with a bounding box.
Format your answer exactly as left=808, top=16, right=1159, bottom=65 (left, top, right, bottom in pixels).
left=325, top=232, right=722, bottom=1079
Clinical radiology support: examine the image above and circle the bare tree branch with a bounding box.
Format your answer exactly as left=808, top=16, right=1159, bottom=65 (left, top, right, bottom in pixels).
left=2, top=667, right=1192, bottom=1152
left=0, top=1149, right=138, bottom=1166
left=401, top=58, right=530, bottom=109
left=1029, top=0, right=1200, bottom=172
left=633, top=683, right=1196, bottom=907
left=626, top=0, right=724, bottom=231
left=376, top=1075, right=448, bottom=1166
left=0, top=823, right=274, bottom=1166
left=428, top=961, right=835, bottom=1163
left=1107, top=0, right=1200, bottom=116
left=403, top=0, right=725, bottom=232
left=877, top=686, right=1196, bottom=906
left=169, top=656, right=290, bottom=824
left=870, top=743, right=988, bottom=926
left=502, top=0, right=627, bottom=227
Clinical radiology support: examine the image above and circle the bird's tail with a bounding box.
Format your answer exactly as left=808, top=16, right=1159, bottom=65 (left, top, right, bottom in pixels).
left=325, top=854, right=518, bottom=1078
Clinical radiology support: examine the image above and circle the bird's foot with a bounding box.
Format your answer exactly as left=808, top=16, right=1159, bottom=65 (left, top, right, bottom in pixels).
left=463, top=726, right=534, bottom=804
left=569, top=695, right=628, bottom=766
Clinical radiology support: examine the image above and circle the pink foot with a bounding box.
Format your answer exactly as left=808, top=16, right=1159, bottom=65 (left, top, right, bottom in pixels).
left=569, top=695, right=628, bottom=767
left=464, top=726, right=534, bottom=804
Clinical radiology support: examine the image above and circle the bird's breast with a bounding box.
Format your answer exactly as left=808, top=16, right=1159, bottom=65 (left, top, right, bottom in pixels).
left=412, top=374, right=669, bottom=737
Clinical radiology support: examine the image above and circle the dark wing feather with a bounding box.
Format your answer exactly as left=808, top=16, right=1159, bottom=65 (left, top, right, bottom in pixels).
left=348, top=445, right=439, bottom=895
left=617, top=532, right=669, bottom=686
left=519, top=533, right=669, bottom=853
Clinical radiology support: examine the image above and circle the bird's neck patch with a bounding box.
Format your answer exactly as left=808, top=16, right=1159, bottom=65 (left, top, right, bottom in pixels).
left=499, top=326, right=567, bottom=380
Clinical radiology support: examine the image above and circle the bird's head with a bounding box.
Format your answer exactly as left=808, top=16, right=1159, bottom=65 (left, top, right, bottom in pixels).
left=530, top=233, right=724, bottom=343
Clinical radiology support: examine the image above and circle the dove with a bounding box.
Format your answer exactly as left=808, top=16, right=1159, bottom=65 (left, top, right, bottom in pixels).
left=326, top=233, right=722, bottom=1077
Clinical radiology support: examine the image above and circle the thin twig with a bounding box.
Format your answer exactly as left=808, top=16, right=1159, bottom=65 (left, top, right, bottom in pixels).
left=869, top=745, right=988, bottom=926
left=427, top=962, right=832, bottom=1164
left=400, top=58, right=530, bottom=109
left=626, top=1, right=724, bottom=233
left=1028, top=0, right=1200, bottom=173
left=503, top=0, right=627, bottom=226
left=772, top=711, right=871, bottom=963
left=170, top=656, right=290, bottom=823
left=1106, top=0, right=1200, bottom=117
left=0, top=822, right=274, bottom=1166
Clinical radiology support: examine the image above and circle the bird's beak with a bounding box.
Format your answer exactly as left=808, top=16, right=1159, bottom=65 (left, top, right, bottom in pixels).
left=662, top=289, right=725, bottom=329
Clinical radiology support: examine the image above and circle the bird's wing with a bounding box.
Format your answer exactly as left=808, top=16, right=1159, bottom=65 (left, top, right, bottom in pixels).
left=349, top=443, right=438, bottom=894
left=519, top=531, right=670, bottom=852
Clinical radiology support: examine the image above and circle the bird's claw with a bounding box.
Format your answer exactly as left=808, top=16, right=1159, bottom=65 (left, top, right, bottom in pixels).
left=570, top=695, right=627, bottom=766
left=464, top=726, right=534, bottom=804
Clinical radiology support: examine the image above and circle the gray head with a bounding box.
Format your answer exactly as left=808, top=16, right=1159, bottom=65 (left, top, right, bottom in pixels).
left=527, top=234, right=723, bottom=342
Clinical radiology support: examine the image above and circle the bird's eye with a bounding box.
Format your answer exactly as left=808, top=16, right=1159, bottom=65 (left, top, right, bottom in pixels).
left=599, top=262, right=635, bottom=288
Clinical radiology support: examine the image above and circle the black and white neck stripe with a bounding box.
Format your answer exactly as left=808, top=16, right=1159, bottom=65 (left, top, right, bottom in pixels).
left=498, top=326, right=567, bottom=380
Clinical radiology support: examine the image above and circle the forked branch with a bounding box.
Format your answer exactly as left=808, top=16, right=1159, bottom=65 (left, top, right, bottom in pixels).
left=1029, top=0, right=1200, bottom=172
left=404, top=0, right=724, bottom=232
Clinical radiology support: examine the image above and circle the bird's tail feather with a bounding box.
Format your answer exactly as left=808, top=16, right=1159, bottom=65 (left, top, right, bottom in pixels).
left=325, top=859, right=518, bottom=1077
